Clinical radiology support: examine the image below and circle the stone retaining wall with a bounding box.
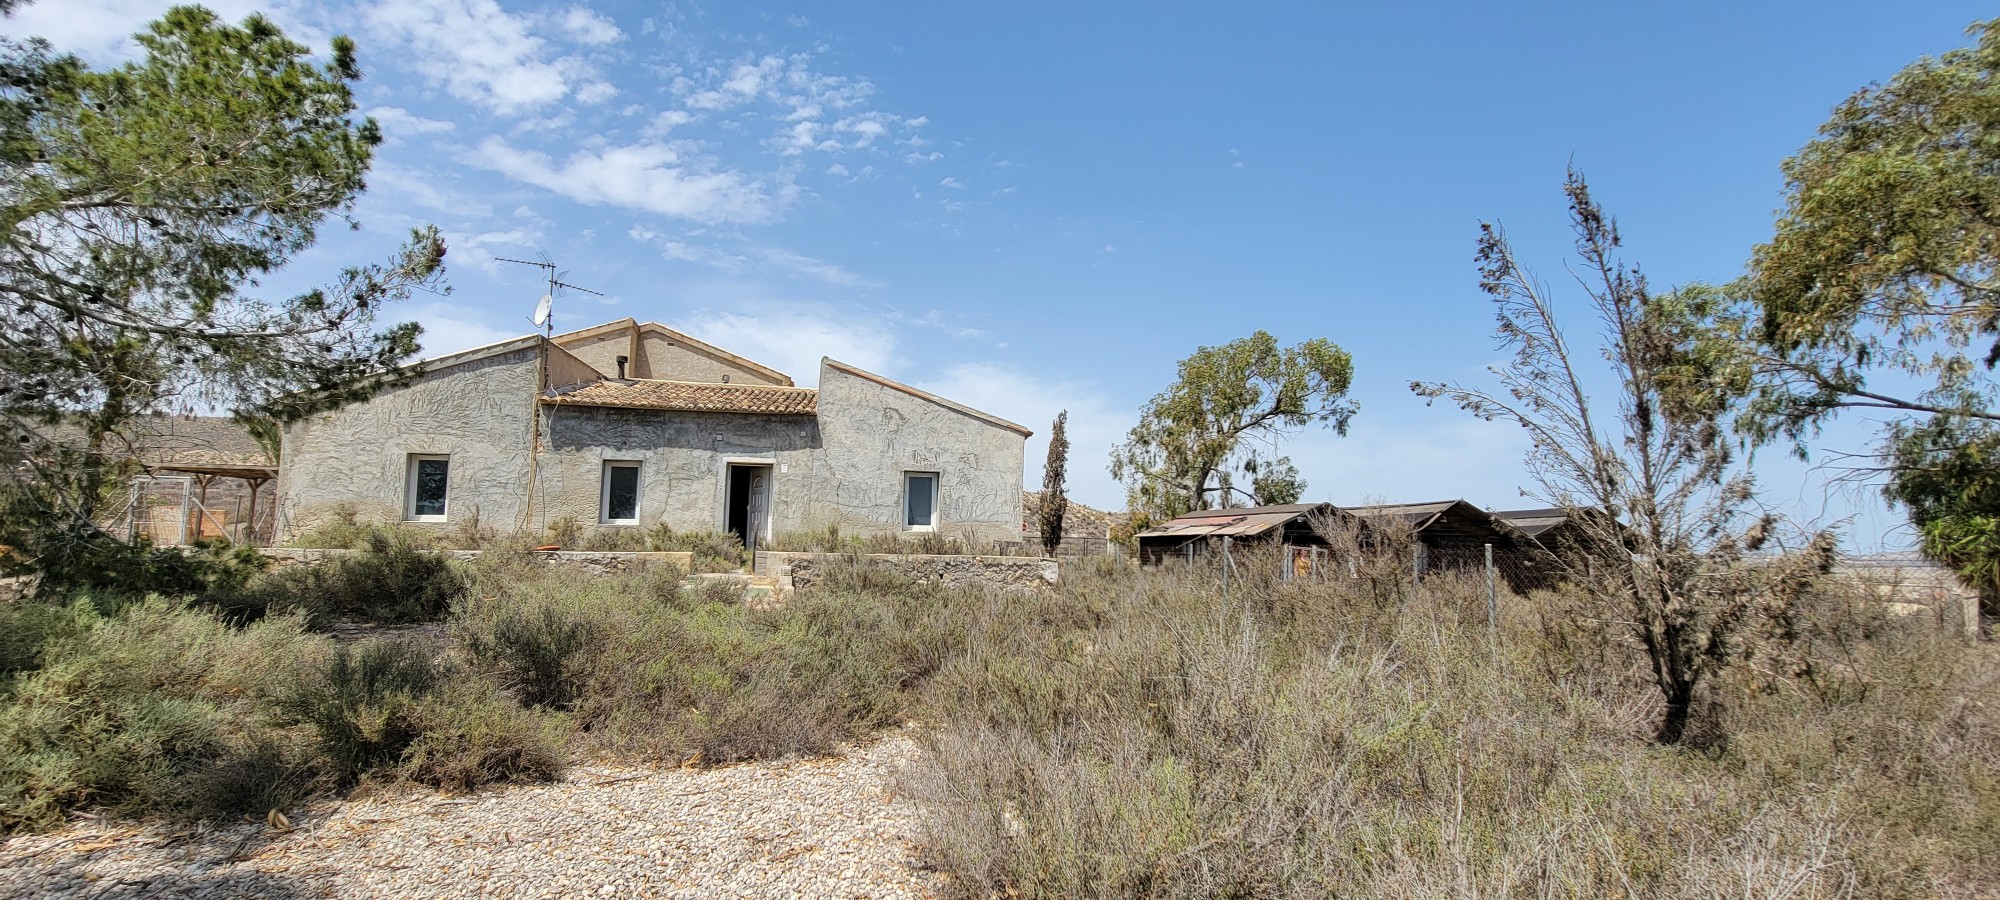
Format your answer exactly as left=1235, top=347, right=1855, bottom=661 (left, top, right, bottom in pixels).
left=259, top=548, right=695, bottom=576
left=756, top=551, right=1057, bottom=594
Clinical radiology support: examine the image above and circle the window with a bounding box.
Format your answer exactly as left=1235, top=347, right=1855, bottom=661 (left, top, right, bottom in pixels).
left=904, top=472, right=939, bottom=531
left=601, top=461, right=640, bottom=523
left=406, top=454, right=449, bottom=521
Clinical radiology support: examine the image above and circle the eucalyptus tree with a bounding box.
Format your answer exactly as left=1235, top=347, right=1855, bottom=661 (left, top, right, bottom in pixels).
left=1690, top=19, right=2000, bottom=610
left=1110, top=331, right=1354, bottom=525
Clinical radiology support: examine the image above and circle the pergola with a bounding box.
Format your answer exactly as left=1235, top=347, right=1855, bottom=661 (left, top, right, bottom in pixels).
left=123, top=416, right=279, bottom=546
left=143, top=461, right=279, bottom=545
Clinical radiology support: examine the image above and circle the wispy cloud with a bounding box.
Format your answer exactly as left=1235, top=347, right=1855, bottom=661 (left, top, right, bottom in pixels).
left=915, top=363, right=1133, bottom=509
left=473, top=137, right=785, bottom=224
left=4, top=0, right=316, bottom=62
left=369, top=106, right=457, bottom=137
left=628, top=229, right=878, bottom=287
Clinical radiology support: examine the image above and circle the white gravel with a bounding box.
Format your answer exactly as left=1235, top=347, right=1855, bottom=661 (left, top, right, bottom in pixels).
left=0, top=736, right=946, bottom=899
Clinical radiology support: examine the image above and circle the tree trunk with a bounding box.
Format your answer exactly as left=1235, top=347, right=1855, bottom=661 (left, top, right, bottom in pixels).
left=1656, top=679, right=1696, bottom=745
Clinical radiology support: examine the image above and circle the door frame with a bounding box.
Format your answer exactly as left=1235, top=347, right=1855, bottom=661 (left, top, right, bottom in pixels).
left=719, top=457, right=776, bottom=558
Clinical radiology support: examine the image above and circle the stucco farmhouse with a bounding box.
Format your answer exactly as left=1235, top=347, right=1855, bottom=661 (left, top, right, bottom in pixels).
left=275, top=318, right=1030, bottom=550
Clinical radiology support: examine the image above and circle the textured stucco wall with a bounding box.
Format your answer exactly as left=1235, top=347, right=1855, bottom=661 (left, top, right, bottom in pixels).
left=535, top=405, right=819, bottom=538
left=635, top=330, right=787, bottom=385
left=276, top=346, right=539, bottom=540
left=807, top=362, right=1026, bottom=543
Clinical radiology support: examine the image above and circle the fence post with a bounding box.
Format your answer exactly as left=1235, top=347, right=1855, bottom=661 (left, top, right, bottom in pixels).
left=1222, top=536, right=1231, bottom=600
left=1485, top=542, right=1497, bottom=638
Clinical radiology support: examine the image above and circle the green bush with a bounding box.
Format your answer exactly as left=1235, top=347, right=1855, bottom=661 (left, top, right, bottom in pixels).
left=459, top=599, right=600, bottom=710
left=281, top=637, right=442, bottom=787
left=401, top=681, right=568, bottom=793
left=229, top=532, right=468, bottom=626
left=581, top=527, right=647, bottom=552
left=644, top=525, right=746, bottom=572
left=11, top=528, right=268, bottom=602
left=0, top=598, right=328, bottom=831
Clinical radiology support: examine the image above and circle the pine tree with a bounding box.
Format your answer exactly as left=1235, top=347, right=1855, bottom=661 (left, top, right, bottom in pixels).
left=1, top=8, right=446, bottom=576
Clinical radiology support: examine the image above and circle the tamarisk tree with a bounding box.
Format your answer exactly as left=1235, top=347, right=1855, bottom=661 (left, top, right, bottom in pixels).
left=0, top=7, right=446, bottom=566
left=1414, top=170, right=1832, bottom=746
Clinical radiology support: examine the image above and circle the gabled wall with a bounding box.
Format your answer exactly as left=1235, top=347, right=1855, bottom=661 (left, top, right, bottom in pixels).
left=555, top=327, right=631, bottom=379
left=808, top=360, right=1026, bottom=543
left=276, top=344, right=540, bottom=539
left=633, top=326, right=788, bottom=385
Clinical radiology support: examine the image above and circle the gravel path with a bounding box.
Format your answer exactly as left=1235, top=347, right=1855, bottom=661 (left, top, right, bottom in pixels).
left=0, top=736, right=945, bottom=899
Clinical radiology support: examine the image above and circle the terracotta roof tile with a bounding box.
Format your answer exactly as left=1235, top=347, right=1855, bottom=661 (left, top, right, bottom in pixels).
left=543, top=379, right=818, bottom=415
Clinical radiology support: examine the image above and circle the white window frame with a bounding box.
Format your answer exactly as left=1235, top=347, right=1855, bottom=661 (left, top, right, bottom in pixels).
left=405, top=454, right=450, bottom=522
left=903, top=471, right=940, bottom=532
left=600, top=460, right=642, bottom=524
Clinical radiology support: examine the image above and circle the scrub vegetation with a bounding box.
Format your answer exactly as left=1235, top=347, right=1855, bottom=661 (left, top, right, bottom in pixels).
left=2, top=537, right=1994, bottom=897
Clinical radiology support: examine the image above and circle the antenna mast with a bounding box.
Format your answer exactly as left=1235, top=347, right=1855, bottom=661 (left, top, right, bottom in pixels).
left=495, top=253, right=605, bottom=339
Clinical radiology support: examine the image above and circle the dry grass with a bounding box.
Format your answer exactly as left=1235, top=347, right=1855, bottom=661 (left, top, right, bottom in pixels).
left=4, top=538, right=1995, bottom=900
left=904, top=547, right=2000, bottom=898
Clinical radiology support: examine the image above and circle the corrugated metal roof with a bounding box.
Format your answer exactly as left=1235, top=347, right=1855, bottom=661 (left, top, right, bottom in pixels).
left=1493, top=508, right=1569, bottom=538
left=1135, top=503, right=1334, bottom=540
left=543, top=379, right=818, bottom=415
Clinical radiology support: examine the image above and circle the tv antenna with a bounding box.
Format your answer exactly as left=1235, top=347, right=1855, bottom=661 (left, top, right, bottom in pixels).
left=495, top=253, right=604, bottom=338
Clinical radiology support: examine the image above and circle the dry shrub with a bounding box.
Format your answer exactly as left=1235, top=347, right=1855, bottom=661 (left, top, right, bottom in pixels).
left=401, top=681, right=568, bottom=792
left=904, top=556, right=2000, bottom=898
left=0, top=598, right=331, bottom=831
left=455, top=555, right=964, bottom=763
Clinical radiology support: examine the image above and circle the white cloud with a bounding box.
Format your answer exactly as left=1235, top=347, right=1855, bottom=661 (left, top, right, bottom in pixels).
left=369, top=106, right=457, bottom=136
left=443, top=226, right=544, bottom=274
left=368, top=164, right=490, bottom=217
left=573, top=81, right=620, bottom=104
left=630, top=229, right=876, bottom=287
left=939, top=176, right=963, bottom=189
left=826, top=163, right=849, bottom=177
left=363, top=0, right=591, bottom=115
left=558, top=6, right=622, bottom=45
left=756, top=247, right=878, bottom=287
left=472, top=137, right=783, bottom=224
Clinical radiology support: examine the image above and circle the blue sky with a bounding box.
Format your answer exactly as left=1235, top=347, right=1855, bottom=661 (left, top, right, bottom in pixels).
left=12, top=1, right=1994, bottom=548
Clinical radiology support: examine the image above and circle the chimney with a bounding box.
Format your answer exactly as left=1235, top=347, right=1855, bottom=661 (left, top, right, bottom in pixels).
left=615, top=355, right=629, bottom=379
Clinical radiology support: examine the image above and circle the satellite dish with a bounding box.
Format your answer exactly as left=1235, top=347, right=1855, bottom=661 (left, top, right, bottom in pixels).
left=532, top=293, right=552, bottom=327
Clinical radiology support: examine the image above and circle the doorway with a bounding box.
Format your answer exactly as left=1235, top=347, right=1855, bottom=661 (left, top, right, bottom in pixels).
left=725, top=463, right=772, bottom=557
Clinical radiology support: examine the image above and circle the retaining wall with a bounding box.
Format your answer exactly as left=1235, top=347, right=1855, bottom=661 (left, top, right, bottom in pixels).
left=259, top=548, right=695, bottom=576
left=756, top=550, right=1057, bottom=594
